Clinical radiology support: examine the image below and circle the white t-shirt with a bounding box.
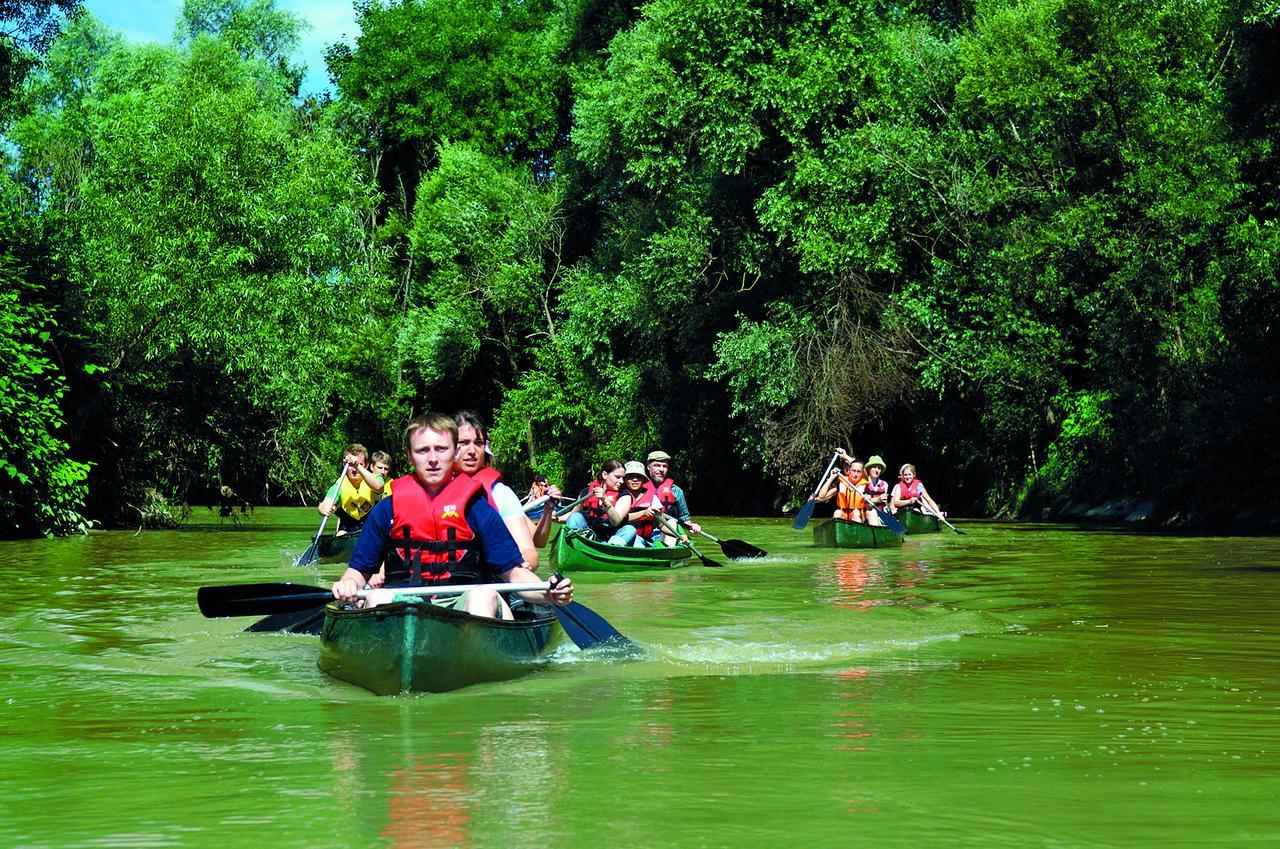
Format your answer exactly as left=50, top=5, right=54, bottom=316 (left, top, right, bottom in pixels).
left=491, top=482, right=525, bottom=521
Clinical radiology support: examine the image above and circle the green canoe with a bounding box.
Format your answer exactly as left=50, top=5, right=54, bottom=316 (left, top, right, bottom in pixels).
left=313, top=529, right=361, bottom=564
left=899, top=510, right=942, bottom=534
left=552, top=529, right=694, bottom=573
left=318, top=598, right=563, bottom=695
left=812, top=518, right=905, bottom=548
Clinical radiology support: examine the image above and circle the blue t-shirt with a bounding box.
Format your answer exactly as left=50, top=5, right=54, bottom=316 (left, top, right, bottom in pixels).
left=347, top=490, right=523, bottom=579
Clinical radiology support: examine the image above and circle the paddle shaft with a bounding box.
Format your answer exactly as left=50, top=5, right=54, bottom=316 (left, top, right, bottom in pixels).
left=919, top=502, right=964, bottom=534
left=792, top=451, right=841, bottom=530
left=807, top=452, right=842, bottom=501
left=522, top=494, right=552, bottom=515
left=677, top=519, right=767, bottom=559
left=835, top=472, right=907, bottom=535
left=657, top=513, right=722, bottom=567
left=199, top=580, right=555, bottom=619
left=300, top=463, right=349, bottom=564
left=553, top=492, right=591, bottom=518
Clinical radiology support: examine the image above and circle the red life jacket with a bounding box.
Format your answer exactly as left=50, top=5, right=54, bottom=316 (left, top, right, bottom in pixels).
left=580, top=481, right=620, bottom=533
left=894, top=479, right=923, bottom=503
left=647, top=477, right=678, bottom=511
left=623, top=486, right=659, bottom=539
left=389, top=472, right=486, bottom=585
left=470, top=465, right=502, bottom=507
left=864, top=478, right=888, bottom=499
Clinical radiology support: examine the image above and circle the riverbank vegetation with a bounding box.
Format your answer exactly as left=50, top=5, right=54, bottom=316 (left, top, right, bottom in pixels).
left=2, top=0, right=1276, bottom=536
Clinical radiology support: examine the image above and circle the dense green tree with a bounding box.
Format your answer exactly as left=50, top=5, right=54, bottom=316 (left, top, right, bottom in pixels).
left=4, top=0, right=1278, bottom=533
left=0, top=0, right=79, bottom=107
left=0, top=176, right=89, bottom=535
left=9, top=8, right=390, bottom=525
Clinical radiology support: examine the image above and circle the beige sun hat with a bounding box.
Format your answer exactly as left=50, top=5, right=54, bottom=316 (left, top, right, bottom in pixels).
left=623, top=461, right=647, bottom=477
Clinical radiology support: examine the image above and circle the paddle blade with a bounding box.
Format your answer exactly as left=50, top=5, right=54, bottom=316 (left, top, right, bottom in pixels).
left=791, top=498, right=818, bottom=530
left=877, top=509, right=906, bottom=536
left=554, top=602, right=642, bottom=656
left=692, top=545, right=724, bottom=568
left=721, top=539, right=767, bottom=559
left=198, top=582, right=332, bottom=618
left=297, top=541, right=320, bottom=567
left=244, top=606, right=327, bottom=634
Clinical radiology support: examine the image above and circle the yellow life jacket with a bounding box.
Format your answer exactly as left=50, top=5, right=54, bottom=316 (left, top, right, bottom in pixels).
left=337, top=475, right=375, bottom=525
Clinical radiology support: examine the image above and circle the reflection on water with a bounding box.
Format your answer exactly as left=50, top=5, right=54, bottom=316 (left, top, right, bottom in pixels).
left=383, top=753, right=472, bottom=848
left=1, top=514, right=1278, bottom=848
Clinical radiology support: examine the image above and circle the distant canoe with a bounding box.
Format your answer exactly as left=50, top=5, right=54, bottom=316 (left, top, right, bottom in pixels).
left=553, top=529, right=694, bottom=573
left=318, top=599, right=563, bottom=695
left=813, top=518, right=905, bottom=548
left=313, top=529, right=361, bottom=564
left=899, top=510, right=941, bottom=534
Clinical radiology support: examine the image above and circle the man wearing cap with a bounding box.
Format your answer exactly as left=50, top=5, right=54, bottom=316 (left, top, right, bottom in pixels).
left=645, top=450, right=701, bottom=545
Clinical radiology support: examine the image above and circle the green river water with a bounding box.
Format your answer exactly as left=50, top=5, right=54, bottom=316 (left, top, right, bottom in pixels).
left=2, top=510, right=1278, bottom=848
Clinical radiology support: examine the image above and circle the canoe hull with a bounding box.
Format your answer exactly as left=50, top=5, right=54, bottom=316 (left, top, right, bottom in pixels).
left=899, top=510, right=941, bottom=534
left=552, top=529, right=694, bottom=573
left=314, top=530, right=361, bottom=564
left=318, top=599, right=561, bottom=695
left=813, top=518, right=905, bottom=548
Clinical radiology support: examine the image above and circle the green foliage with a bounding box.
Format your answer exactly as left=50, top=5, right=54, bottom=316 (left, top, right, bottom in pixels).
left=329, top=0, right=564, bottom=159
left=4, top=0, right=1279, bottom=529
left=0, top=0, right=80, bottom=110
left=0, top=248, right=90, bottom=536
left=7, top=7, right=396, bottom=527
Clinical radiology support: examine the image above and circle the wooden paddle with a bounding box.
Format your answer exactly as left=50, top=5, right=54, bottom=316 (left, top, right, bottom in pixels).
left=298, top=463, right=348, bottom=567
left=200, top=578, right=635, bottom=652
left=834, top=472, right=908, bottom=535
left=679, top=520, right=767, bottom=559
left=792, top=451, right=841, bottom=530
left=656, top=513, right=723, bottom=567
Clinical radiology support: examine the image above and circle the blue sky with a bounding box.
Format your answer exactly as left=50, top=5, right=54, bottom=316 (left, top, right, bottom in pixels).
left=81, top=0, right=360, bottom=96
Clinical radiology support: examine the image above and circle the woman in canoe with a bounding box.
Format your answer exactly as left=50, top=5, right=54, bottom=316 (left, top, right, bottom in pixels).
left=608, top=461, right=668, bottom=547
left=891, top=464, right=946, bottom=518
left=562, top=459, right=638, bottom=546
left=861, top=455, right=890, bottom=526
left=453, top=410, right=554, bottom=572
left=816, top=451, right=869, bottom=522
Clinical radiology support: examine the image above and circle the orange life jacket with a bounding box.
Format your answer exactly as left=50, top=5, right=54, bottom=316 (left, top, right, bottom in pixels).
left=837, top=475, right=869, bottom=511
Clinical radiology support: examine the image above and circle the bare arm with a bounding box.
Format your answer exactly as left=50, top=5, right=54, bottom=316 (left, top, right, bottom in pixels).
left=356, top=464, right=385, bottom=493
left=607, top=493, right=634, bottom=526
left=816, top=470, right=839, bottom=502
left=918, top=485, right=945, bottom=517
left=502, top=565, right=573, bottom=607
